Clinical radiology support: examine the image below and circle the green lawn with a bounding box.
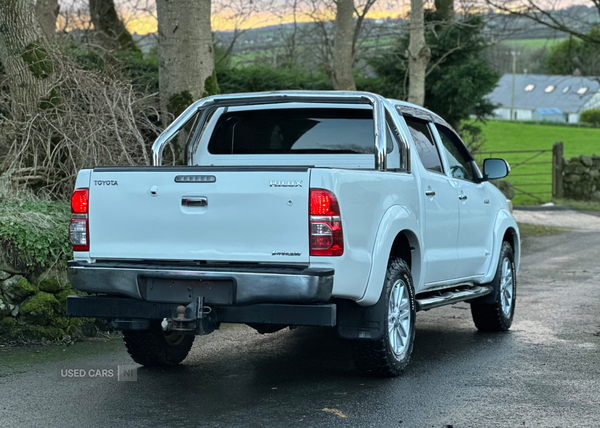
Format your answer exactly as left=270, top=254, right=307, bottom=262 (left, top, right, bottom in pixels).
left=477, top=121, right=600, bottom=205
left=500, top=38, right=565, bottom=51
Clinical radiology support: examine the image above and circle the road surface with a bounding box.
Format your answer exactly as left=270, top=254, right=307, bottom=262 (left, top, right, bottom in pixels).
left=1, top=229, right=599, bottom=427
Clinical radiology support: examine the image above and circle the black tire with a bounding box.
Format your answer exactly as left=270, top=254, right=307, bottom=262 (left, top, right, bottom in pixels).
left=122, top=321, right=195, bottom=367
left=351, top=257, right=416, bottom=377
left=471, top=241, right=516, bottom=332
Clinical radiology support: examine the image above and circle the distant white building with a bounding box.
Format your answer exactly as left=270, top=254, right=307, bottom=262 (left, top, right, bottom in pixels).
left=487, top=74, right=600, bottom=123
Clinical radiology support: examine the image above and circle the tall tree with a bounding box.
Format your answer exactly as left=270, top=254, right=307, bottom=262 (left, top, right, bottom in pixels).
left=331, top=0, right=356, bottom=90
left=369, top=14, right=498, bottom=131
left=434, top=0, right=454, bottom=23
left=89, top=0, right=138, bottom=51
left=213, top=0, right=271, bottom=67
left=156, top=0, right=219, bottom=160
left=35, top=0, right=59, bottom=38
left=303, top=0, right=377, bottom=86
left=545, top=30, right=600, bottom=76
left=276, top=0, right=300, bottom=65
left=0, top=0, right=54, bottom=118
left=407, top=0, right=430, bottom=106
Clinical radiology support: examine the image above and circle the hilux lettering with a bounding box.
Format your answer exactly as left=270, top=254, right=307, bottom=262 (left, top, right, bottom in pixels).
left=270, top=180, right=302, bottom=187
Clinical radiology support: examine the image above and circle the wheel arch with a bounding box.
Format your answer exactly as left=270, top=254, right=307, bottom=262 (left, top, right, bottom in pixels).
left=482, top=210, right=521, bottom=283
left=357, top=205, right=422, bottom=306
left=388, top=229, right=422, bottom=291
left=503, top=225, right=520, bottom=271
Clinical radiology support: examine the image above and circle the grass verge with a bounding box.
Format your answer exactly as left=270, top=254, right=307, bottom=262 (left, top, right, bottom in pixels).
left=517, top=222, right=567, bottom=236
left=552, top=199, right=600, bottom=212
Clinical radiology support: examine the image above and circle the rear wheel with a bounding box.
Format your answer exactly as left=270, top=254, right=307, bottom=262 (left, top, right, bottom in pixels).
left=123, top=321, right=195, bottom=367
left=351, top=258, right=416, bottom=377
left=471, top=241, right=516, bottom=332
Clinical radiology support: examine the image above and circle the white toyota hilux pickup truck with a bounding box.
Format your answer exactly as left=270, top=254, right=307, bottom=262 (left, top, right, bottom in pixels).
left=67, top=91, right=520, bottom=377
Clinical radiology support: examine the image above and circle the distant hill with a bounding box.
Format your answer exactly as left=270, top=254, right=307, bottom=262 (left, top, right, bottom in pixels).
left=131, top=7, right=600, bottom=61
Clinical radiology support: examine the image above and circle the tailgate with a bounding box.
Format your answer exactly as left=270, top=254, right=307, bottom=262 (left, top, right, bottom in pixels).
left=88, top=167, right=310, bottom=263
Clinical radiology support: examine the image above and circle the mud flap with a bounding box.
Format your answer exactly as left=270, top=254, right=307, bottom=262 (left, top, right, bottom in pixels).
left=336, top=287, right=386, bottom=340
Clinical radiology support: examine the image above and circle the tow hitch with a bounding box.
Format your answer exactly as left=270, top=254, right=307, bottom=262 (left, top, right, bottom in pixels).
left=164, top=297, right=217, bottom=335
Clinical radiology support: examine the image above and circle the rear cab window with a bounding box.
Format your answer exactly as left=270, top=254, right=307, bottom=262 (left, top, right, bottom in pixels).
left=207, top=108, right=393, bottom=155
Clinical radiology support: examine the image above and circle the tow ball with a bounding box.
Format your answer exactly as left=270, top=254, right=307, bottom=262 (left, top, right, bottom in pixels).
left=163, top=297, right=216, bottom=336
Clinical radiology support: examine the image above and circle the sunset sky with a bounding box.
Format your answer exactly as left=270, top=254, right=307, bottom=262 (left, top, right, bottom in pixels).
left=118, top=2, right=406, bottom=35
left=101, top=0, right=592, bottom=35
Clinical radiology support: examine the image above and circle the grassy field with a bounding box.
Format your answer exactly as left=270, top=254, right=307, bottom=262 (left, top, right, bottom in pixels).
left=500, top=38, right=566, bottom=51
left=477, top=121, right=600, bottom=205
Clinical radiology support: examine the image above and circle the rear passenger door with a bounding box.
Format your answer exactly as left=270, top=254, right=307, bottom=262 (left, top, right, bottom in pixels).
left=434, top=124, right=494, bottom=278
left=404, top=117, right=460, bottom=284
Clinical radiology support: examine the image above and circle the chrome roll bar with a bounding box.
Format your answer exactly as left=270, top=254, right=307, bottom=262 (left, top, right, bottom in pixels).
left=151, top=90, right=388, bottom=171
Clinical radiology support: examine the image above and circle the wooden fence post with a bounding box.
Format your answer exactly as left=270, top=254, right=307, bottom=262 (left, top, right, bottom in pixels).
left=552, top=142, right=564, bottom=199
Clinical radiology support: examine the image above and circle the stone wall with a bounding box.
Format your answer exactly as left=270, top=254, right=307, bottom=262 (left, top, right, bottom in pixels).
left=0, top=198, right=106, bottom=341
left=563, top=154, right=600, bottom=201
left=0, top=271, right=97, bottom=340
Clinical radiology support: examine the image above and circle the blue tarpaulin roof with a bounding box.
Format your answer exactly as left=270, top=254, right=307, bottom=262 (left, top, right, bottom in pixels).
left=537, top=108, right=563, bottom=115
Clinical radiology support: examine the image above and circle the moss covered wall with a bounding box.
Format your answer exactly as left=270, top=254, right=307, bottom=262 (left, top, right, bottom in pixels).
left=563, top=155, right=600, bottom=201
left=0, top=200, right=98, bottom=340
left=0, top=274, right=90, bottom=340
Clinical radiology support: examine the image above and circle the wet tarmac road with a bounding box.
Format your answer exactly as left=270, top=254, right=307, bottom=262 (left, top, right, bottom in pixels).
left=1, top=231, right=600, bottom=427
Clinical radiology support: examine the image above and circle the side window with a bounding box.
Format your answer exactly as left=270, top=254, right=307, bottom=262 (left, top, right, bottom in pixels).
left=436, top=125, right=475, bottom=181
left=404, top=117, right=443, bottom=174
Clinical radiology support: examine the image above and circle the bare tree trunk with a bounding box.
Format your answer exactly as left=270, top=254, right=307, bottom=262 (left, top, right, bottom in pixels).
left=156, top=0, right=219, bottom=161
left=0, top=0, right=54, bottom=118
left=35, top=0, right=59, bottom=38
left=281, top=0, right=299, bottom=65
left=89, top=0, right=138, bottom=51
left=331, top=0, right=356, bottom=90
left=407, top=0, right=431, bottom=106
left=352, top=0, right=377, bottom=55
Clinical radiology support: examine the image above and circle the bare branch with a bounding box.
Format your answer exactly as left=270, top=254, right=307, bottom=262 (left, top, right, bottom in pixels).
left=484, top=0, right=600, bottom=44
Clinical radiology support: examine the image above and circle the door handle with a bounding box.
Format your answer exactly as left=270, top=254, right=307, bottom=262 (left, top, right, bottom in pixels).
left=459, top=195, right=468, bottom=201
left=182, top=197, right=208, bottom=207
left=425, top=190, right=436, bottom=197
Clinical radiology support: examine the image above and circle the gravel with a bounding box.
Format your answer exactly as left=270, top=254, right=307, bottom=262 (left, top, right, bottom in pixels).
left=513, top=208, right=600, bottom=231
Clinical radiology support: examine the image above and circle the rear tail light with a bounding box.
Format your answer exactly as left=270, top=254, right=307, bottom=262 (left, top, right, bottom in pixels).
left=69, top=188, right=89, bottom=251
left=71, top=189, right=88, bottom=214
left=310, top=189, right=343, bottom=256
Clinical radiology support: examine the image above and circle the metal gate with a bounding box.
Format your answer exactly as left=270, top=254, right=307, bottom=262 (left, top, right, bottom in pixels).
left=476, top=149, right=554, bottom=205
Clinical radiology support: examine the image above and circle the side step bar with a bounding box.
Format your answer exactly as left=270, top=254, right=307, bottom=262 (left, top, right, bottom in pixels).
left=416, top=285, right=493, bottom=311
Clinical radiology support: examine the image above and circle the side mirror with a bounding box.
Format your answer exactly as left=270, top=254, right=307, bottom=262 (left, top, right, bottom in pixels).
left=483, top=158, right=510, bottom=180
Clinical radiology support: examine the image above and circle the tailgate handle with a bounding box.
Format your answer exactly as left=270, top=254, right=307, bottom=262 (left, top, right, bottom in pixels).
left=182, top=197, right=208, bottom=207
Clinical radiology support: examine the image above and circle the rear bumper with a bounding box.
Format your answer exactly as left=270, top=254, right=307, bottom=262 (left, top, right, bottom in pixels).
left=66, top=296, right=337, bottom=327
left=67, top=261, right=334, bottom=305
